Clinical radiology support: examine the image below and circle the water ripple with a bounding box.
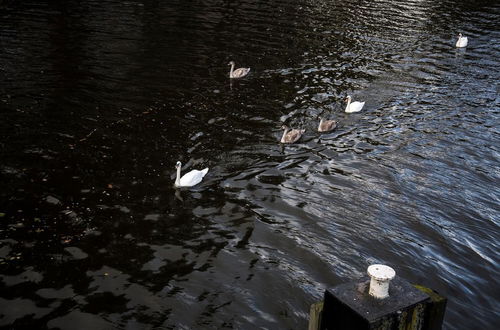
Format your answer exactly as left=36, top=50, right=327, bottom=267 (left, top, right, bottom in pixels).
left=1, top=0, right=499, bottom=329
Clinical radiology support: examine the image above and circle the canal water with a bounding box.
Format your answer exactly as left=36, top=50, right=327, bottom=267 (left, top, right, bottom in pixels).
left=1, top=0, right=499, bottom=329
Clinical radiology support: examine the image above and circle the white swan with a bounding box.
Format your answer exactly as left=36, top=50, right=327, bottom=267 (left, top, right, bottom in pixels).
left=228, top=61, right=250, bottom=79
left=344, top=95, right=365, bottom=113
left=174, top=161, right=208, bottom=188
left=318, top=118, right=337, bottom=132
left=456, top=33, right=468, bottom=48
left=280, top=125, right=305, bottom=143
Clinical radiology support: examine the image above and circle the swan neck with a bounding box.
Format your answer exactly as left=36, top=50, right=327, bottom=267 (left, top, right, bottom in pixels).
left=346, top=97, right=351, bottom=111
left=229, top=63, right=235, bottom=77
left=175, top=166, right=181, bottom=186
left=281, top=128, right=289, bottom=141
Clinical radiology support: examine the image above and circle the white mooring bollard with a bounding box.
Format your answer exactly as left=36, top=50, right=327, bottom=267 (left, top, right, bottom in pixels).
left=367, top=264, right=396, bottom=299
left=310, top=263, right=447, bottom=330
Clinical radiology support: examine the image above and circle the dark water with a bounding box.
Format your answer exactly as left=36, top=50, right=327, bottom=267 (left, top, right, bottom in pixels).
left=1, top=0, right=499, bottom=329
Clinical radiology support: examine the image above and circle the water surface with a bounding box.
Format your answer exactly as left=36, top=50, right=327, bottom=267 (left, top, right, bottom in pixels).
left=0, top=0, right=499, bottom=329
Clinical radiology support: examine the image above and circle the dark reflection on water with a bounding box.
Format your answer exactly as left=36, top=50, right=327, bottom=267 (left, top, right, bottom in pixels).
left=1, top=0, right=499, bottom=329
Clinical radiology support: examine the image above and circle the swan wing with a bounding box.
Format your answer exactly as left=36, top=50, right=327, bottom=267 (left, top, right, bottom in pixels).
left=318, top=120, right=337, bottom=132
left=456, top=36, right=468, bottom=47
left=179, top=168, right=209, bottom=187
left=286, top=129, right=305, bottom=143
left=232, top=68, right=250, bottom=78
left=346, top=101, right=365, bottom=113
left=289, top=130, right=299, bottom=143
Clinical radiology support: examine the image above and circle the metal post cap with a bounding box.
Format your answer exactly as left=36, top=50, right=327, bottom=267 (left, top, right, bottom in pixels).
left=367, top=264, right=396, bottom=281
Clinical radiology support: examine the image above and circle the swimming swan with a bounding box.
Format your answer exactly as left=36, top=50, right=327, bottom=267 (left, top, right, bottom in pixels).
left=281, top=125, right=305, bottom=143
left=344, top=95, right=365, bottom=113
left=318, top=118, right=337, bottom=132
left=174, top=161, right=209, bottom=188
left=228, top=61, right=250, bottom=79
left=456, top=33, right=468, bottom=48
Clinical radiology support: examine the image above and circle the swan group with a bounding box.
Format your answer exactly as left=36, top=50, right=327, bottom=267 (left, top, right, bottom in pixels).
left=174, top=32, right=470, bottom=186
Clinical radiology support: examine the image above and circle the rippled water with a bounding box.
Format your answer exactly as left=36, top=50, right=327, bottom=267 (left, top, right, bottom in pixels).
left=1, top=0, right=499, bottom=329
